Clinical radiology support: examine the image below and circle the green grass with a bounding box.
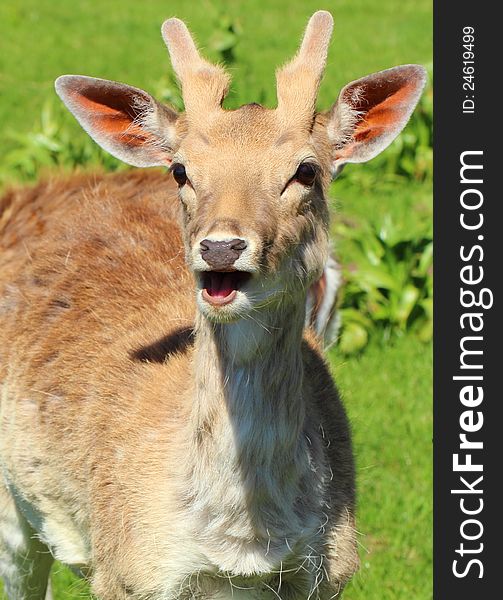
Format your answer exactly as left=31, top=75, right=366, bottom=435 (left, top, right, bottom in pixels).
left=0, top=1, right=432, bottom=598
left=333, top=337, right=432, bottom=599
left=0, top=0, right=431, bottom=148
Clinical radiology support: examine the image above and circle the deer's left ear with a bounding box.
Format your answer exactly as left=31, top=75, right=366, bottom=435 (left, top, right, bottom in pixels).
left=324, top=65, right=427, bottom=177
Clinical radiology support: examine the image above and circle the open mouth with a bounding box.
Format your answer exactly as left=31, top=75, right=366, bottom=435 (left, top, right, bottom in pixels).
left=200, top=271, right=252, bottom=306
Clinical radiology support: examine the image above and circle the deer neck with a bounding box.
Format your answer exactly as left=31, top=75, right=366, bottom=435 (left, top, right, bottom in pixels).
left=185, top=300, right=324, bottom=574
left=192, top=299, right=306, bottom=455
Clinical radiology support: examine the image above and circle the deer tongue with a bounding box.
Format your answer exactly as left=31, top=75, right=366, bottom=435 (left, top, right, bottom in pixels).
left=206, top=272, right=237, bottom=298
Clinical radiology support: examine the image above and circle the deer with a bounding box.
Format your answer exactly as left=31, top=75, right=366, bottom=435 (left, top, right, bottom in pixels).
left=0, top=11, right=426, bottom=600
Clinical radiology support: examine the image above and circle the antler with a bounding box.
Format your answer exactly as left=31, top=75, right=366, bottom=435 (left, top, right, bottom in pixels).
left=276, top=11, right=334, bottom=128
left=162, top=18, right=230, bottom=119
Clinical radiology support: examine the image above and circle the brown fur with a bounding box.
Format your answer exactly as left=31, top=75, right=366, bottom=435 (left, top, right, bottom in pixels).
left=0, top=171, right=358, bottom=598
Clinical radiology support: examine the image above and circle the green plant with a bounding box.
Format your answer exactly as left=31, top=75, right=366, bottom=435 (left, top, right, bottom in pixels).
left=336, top=213, right=433, bottom=354
left=0, top=100, right=124, bottom=186
left=207, top=13, right=242, bottom=65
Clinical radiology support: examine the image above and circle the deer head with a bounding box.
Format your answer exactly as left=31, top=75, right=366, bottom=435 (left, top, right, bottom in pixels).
left=55, top=12, right=426, bottom=324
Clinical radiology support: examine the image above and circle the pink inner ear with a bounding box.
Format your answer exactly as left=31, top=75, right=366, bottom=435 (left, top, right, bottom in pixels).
left=69, top=88, right=156, bottom=149
left=350, top=79, right=417, bottom=144
left=99, top=117, right=151, bottom=148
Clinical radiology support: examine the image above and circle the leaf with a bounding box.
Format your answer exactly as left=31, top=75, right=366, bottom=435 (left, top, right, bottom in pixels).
left=417, top=318, right=433, bottom=342
left=415, top=242, right=433, bottom=277
left=400, top=285, right=421, bottom=324
left=211, top=31, right=238, bottom=53
left=357, top=265, right=400, bottom=292
left=339, top=308, right=373, bottom=329
left=339, top=323, right=369, bottom=355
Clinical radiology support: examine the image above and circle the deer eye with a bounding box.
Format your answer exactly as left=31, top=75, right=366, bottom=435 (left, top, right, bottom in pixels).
left=294, top=162, right=317, bottom=187
left=171, top=163, right=187, bottom=186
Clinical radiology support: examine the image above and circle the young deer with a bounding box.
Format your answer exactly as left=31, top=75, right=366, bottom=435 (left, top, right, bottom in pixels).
left=0, top=12, right=425, bottom=600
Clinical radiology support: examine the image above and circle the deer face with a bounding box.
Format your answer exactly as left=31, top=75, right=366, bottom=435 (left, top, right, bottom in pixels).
left=56, top=12, right=426, bottom=323
left=171, top=106, right=332, bottom=322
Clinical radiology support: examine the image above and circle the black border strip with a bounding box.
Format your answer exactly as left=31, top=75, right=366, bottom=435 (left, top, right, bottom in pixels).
left=434, top=2, right=499, bottom=596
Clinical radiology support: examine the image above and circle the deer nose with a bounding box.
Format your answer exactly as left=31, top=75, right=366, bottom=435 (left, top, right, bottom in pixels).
left=200, top=238, right=247, bottom=270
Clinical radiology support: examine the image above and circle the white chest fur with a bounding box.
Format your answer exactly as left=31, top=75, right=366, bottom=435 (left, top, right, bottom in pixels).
left=184, top=315, right=329, bottom=582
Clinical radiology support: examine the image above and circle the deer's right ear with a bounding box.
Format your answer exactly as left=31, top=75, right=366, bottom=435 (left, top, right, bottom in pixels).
left=324, top=65, right=426, bottom=178
left=55, top=75, right=179, bottom=168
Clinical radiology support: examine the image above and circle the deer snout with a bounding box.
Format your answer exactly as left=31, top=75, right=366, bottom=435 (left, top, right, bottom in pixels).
left=200, top=238, right=248, bottom=270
